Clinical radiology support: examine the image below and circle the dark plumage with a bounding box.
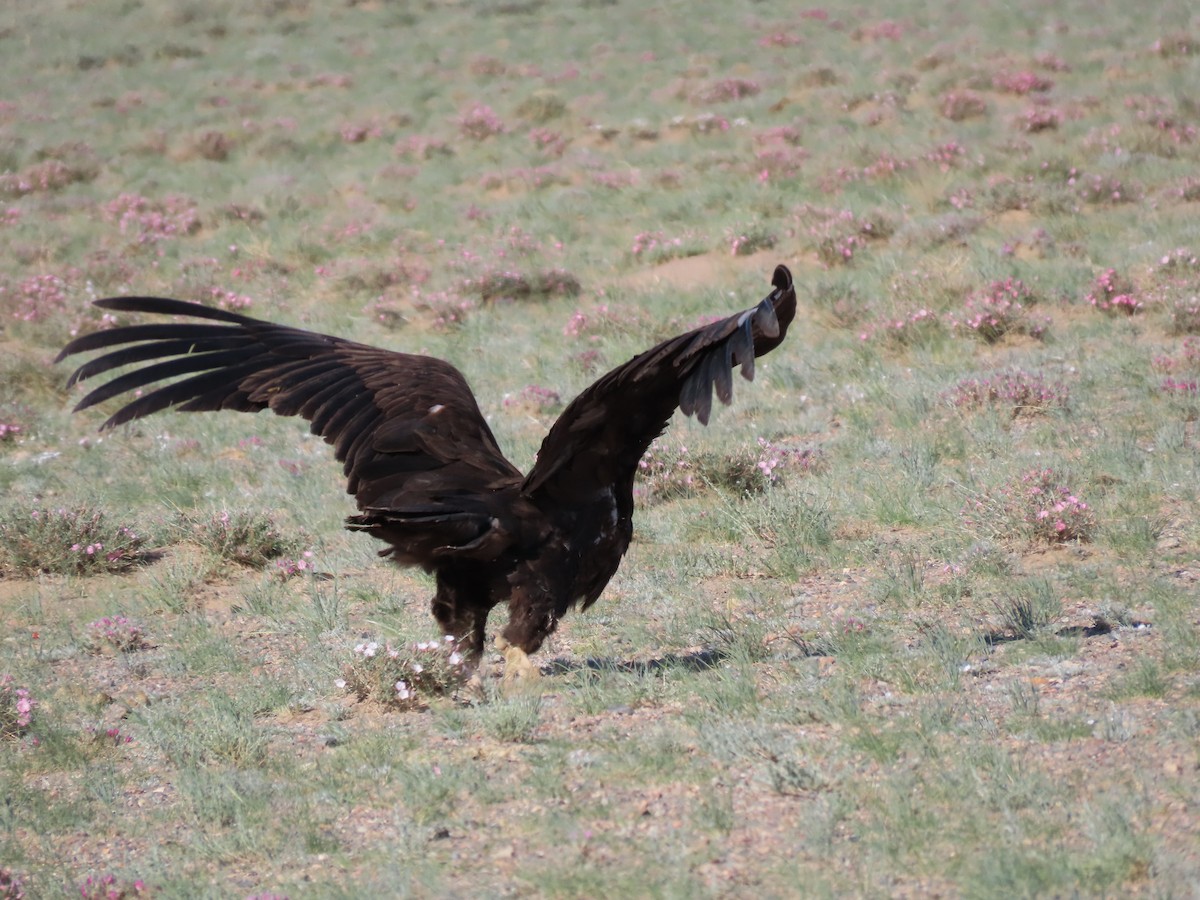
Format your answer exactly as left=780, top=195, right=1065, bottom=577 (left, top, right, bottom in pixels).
left=58, top=264, right=796, bottom=677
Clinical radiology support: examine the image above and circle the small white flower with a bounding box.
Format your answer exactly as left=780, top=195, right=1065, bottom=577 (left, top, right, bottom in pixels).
left=334, top=678, right=347, bottom=689
left=395, top=680, right=411, bottom=700
left=363, top=641, right=378, bottom=657
left=411, top=662, right=424, bottom=674
left=448, top=651, right=464, bottom=666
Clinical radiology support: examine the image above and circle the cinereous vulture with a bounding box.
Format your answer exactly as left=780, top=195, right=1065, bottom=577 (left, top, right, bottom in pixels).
left=58, top=265, right=795, bottom=680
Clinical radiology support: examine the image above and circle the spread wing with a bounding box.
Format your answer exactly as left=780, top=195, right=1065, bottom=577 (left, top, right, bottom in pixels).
left=56, top=298, right=523, bottom=522
left=523, top=264, right=796, bottom=502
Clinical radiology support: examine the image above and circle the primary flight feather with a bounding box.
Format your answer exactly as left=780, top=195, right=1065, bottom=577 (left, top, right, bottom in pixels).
left=58, top=264, right=796, bottom=678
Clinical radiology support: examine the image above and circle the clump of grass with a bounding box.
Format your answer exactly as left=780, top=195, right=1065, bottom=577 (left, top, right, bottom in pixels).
left=1155, top=247, right=1200, bottom=276
left=181, top=508, right=307, bottom=568
left=635, top=438, right=696, bottom=503
left=471, top=267, right=582, bottom=303
left=1, top=272, right=72, bottom=323
left=1106, top=658, right=1169, bottom=699
left=0, top=867, right=26, bottom=899
left=0, top=403, right=28, bottom=442
left=528, top=126, right=568, bottom=157
left=101, top=192, right=201, bottom=246
left=810, top=279, right=870, bottom=330
left=899, top=211, right=984, bottom=250
left=0, top=505, right=147, bottom=575
left=0, top=271, right=118, bottom=343
left=0, top=674, right=37, bottom=741
left=1175, top=177, right=1200, bottom=202
left=946, top=369, right=1069, bottom=417
left=636, top=438, right=819, bottom=504
left=516, top=90, right=567, bottom=123
left=408, top=286, right=475, bottom=331
left=84, top=724, right=134, bottom=752
left=629, top=229, right=706, bottom=264
left=980, top=176, right=1036, bottom=213
left=1017, top=106, right=1061, bottom=133
left=992, top=69, right=1053, bottom=95
left=1168, top=294, right=1200, bottom=334
left=962, top=469, right=1096, bottom=545
left=78, top=873, right=147, bottom=899
left=857, top=307, right=943, bottom=348
left=753, top=138, right=807, bottom=180
left=477, top=691, right=543, bottom=742
left=272, top=551, right=316, bottom=580
left=458, top=103, right=506, bottom=140
left=950, top=278, right=1049, bottom=343
left=562, top=300, right=648, bottom=341
left=1077, top=173, right=1138, bottom=206
left=693, top=77, right=760, bottom=103
left=728, top=226, right=778, bottom=257
left=697, top=438, right=822, bottom=495
left=502, top=384, right=562, bottom=415
left=192, top=129, right=236, bottom=161
left=992, top=578, right=1061, bottom=639
left=940, top=90, right=988, bottom=121
left=1019, top=468, right=1097, bottom=543
left=952, top=541, right=1015, bottom=577
left=1157, top=339, right=1200, bottom=370
left=83, top=615, right=148, bottom=654
left=1152, top=337, right=1200, bottom=395
left=802, top=207, right=894, bottom=267
left=684, top=112, right=731, bottom=137
left=142, top=551, right=219, bottom=614
left=0, top=143, right=98, bottom=196
left=768, top=756, right=825, bottom=796
left=141, top=692, right=270, bottom=767
left=337, top=637, right=470, bottom=709
left=1085, top=268, right=1142, bottom=315
left=1154, top=32, right=1198, bottom=57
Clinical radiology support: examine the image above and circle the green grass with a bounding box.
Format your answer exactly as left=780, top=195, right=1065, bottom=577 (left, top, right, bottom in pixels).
left=2, top=0, right=1200, bottom=895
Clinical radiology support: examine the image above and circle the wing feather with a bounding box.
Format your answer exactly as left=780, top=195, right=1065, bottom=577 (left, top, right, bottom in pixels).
left=99, top=362, right=273, bottom=427
left=57, top=299, right=523, bottom=520
left=65, top=336, right=254, bottom=386
left=73, top=348, right=259, bottom=411
left=61, top=324, right=257, bottom=370
left=524, top=265, right=795, bottom=501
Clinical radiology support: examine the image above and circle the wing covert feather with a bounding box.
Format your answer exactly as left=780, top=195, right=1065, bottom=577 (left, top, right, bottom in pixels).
left=523, top=265, right=795, bottom=501
left=57, top=298, right=522, bottom=509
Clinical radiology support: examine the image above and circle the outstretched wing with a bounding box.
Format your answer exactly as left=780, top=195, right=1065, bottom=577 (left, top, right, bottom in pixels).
left=56, top=298, right=523, bottom=517
left=523, top=264, right=795, bottom=502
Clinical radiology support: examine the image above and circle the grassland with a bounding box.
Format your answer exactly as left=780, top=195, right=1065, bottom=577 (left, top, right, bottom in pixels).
left=2, top=0, right=1199, bottom=896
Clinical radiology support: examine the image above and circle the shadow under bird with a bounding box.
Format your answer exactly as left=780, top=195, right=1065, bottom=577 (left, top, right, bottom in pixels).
left=57, top=264, right=796, bottom=680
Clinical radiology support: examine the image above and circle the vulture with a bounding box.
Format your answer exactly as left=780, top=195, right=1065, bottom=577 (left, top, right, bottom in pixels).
left=57, top=264, right=796, bottom=680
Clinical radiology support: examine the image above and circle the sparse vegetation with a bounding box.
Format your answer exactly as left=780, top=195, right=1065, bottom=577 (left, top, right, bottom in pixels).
left=1, top=0, right=1198, bottom=895
left=0, top=505, right=147, bottom=575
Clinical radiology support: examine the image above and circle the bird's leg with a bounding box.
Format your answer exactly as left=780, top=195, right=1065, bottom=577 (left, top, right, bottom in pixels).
left=430, top=581, right=492, bottom=698
left=449, top=628, right=495, bottom=702
left=494, top=633, right=541, bottom=684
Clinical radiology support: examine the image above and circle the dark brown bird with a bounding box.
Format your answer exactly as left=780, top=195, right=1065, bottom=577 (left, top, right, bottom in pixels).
left=58, top=265, right=795, bottom=680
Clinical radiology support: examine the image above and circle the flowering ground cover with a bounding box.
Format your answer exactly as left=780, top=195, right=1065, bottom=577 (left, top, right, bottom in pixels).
left=1, top=0, right=1199, bottom=895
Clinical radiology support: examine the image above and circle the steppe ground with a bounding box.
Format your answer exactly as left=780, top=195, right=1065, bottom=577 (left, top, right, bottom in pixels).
left=1, top=0, right=1199, bottom=896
